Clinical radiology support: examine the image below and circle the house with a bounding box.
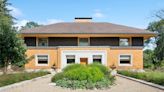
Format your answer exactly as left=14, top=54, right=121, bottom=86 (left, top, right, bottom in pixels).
left=20, top=17, right=156, bottom=71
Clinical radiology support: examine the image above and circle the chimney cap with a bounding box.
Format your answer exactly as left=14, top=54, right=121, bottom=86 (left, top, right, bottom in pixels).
left=75, top=17, right=92, bottom=19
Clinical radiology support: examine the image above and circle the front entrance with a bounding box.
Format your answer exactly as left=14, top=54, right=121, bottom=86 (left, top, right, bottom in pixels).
left=80, top=58, right=88, bottom=65
left=61, top=50, right=107, bottom=68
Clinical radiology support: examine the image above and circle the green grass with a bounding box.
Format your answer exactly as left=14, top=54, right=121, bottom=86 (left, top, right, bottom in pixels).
left=118, top=70, right=164, bottom=86
left=0, top=71, right=50, bottom=87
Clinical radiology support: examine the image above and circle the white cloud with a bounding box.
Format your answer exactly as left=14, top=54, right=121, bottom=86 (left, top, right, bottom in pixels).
left=14, top=19, right=30, bottom=29
left=144, top=37, right=156, bottom=50
left=7, top=6, right=22, bottom=17
left=93, top=12, right=105, bottom=18
left=43, top=19, right=64, bottom=24
left=14, top=19, right=64, bottom=29
left=92, top=9, right=105, bottom=18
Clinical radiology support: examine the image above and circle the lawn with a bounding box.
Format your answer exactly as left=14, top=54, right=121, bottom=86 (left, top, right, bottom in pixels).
left=0, top=71, right=50, bottom=87
left=118, top=70, right=164, bottom=86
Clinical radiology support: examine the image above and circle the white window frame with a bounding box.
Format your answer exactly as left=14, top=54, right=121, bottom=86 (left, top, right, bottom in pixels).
left=35, top=54, right=49, bottom=66
left=92, top=55, right=102, bottom=63
left=118, top=54, right=133, bottom=66
left=66, top=55, right=76, bottom=64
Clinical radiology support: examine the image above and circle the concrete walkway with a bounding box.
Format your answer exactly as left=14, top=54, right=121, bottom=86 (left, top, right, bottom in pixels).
left=1, top=75, right=164, bottom=92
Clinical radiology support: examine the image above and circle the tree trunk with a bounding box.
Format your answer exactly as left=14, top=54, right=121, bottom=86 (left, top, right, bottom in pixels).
left=3, top=60, right=8, bottom=75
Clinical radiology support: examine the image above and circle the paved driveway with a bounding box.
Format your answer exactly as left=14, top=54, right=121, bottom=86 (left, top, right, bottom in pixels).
left=1, top=75, right=164, bottom=92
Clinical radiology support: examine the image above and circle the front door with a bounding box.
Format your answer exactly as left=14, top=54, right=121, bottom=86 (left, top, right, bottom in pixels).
left=80, top=58, right=88, bottom=65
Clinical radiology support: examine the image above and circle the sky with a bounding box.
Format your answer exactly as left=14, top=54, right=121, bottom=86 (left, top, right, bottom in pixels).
left=9, top=0, right=164, bottom=29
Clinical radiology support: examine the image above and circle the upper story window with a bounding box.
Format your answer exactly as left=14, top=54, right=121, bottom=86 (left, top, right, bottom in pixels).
left=79, top=38, right=89, bottom=46
left=119, top=38, right=129, bottom=46
left=38, top=38, right=48, bottom=46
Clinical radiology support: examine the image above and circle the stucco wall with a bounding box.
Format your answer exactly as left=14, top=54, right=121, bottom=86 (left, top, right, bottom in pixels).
left=25, top=47, right=143, bottom=70
left=25, top=48, right=58, bottom=69
left=109, top=48, right=143, bottom=69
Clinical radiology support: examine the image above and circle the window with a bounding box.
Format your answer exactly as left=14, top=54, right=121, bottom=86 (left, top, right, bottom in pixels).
left=66, top=55, right=75, bottom=64
left=119, top=38, right=129, bottom=46
left=79, top=38, right=89, bottom=46
left=93, top=55, right=102, bottom=64
left=119, top=55, right=131, bottom=65
left=38, top=38, right=48, bottom=46
left=36, top=55, right=48, bottom=66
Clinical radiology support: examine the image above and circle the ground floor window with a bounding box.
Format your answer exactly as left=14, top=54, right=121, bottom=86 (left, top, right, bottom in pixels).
left=119, top=55, right=131, bottom=65
left=36, top=55, right=48, bottom=66
left=93, top=55, right=102, bottom=64
left=66, top=55, right=75, bottom=64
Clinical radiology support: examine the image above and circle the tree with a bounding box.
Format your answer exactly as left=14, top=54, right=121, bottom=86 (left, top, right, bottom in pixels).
left=156, top=10, right=164, bottom=20
left=146, top=9, right=164, bottom=68
left=0, top=0, right=13, bottom=27
left=0, top=0, right=27, bottom=74
left=148, top=21, right=164, bottom=62
left=20, top=21, right=40, bottom=30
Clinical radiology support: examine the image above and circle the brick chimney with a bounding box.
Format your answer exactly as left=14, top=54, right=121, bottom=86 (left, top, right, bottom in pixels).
left=74, top=17, right=92, bottom=22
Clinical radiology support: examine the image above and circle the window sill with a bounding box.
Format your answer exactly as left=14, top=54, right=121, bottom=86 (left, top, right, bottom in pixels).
left=119, top=64, right=132, bottom=66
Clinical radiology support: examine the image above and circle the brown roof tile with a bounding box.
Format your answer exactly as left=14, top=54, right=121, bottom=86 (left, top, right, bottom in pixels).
left=21, top=22, right=155, bottom=34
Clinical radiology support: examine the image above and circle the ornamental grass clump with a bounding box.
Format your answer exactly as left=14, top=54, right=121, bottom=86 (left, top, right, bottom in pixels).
left=0, top=71, right=50, bottom=87
left=51, top=64, right=115, bottom=89
left=118, top=70, right=164, bottom=86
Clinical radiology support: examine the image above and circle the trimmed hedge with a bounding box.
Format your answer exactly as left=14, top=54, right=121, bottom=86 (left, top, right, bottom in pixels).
left=52, top=64, right=115, bottom=89
left=0, top=71, right=50, bottom=87
left=118, top=70, right=164, bottom=86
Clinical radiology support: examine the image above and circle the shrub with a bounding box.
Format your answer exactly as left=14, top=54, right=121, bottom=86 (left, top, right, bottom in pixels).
left=118, top=70, right=164, bottom=86
left=56, top=79, right=88, bottom=89
left=62, top=64, right=85, bottom=72
left=64, top=67, right=104, bottom=82
left=0, top=71, right=50, bottom=87
left=52, top=64, right=115, bottom=89
left=51, top=72, right=65, bottom=82
left=95, top=78, right=111, bottom=89
left=89, top=63, right=109, bottom=74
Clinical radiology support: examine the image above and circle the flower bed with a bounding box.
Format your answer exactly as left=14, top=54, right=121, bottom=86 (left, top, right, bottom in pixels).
left=52, top=63, right=115, bottom=89
left=118, top=70, right=164, bottom=86
left=0, top=71, right=50, bottom=87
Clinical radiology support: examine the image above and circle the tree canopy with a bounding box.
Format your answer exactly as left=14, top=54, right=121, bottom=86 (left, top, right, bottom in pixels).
left=20, top=21, right=41, bottom=30
left=0, top=0, right=27, bottom=74
left=145, top=9, right=164, bottom=68
left=0, top=0, right=13, bottom=27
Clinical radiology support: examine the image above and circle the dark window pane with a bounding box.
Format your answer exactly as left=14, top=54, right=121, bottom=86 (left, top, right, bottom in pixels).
left=38, top=60, right=48, bottom=64
left=120, top=55, right=131, bottom=64
left=24, top=37, right=36, bottom=46
left=120, top=60, right=130, bottom=64
left=38, top=38, right=48, bottom=46
left=37, top=55, right=48, bottom=64
left=79, top=38, right=89, bottom=46
left=93, top=59, right=101, bottom=63
left=67, top=59, right=75, bottom=64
